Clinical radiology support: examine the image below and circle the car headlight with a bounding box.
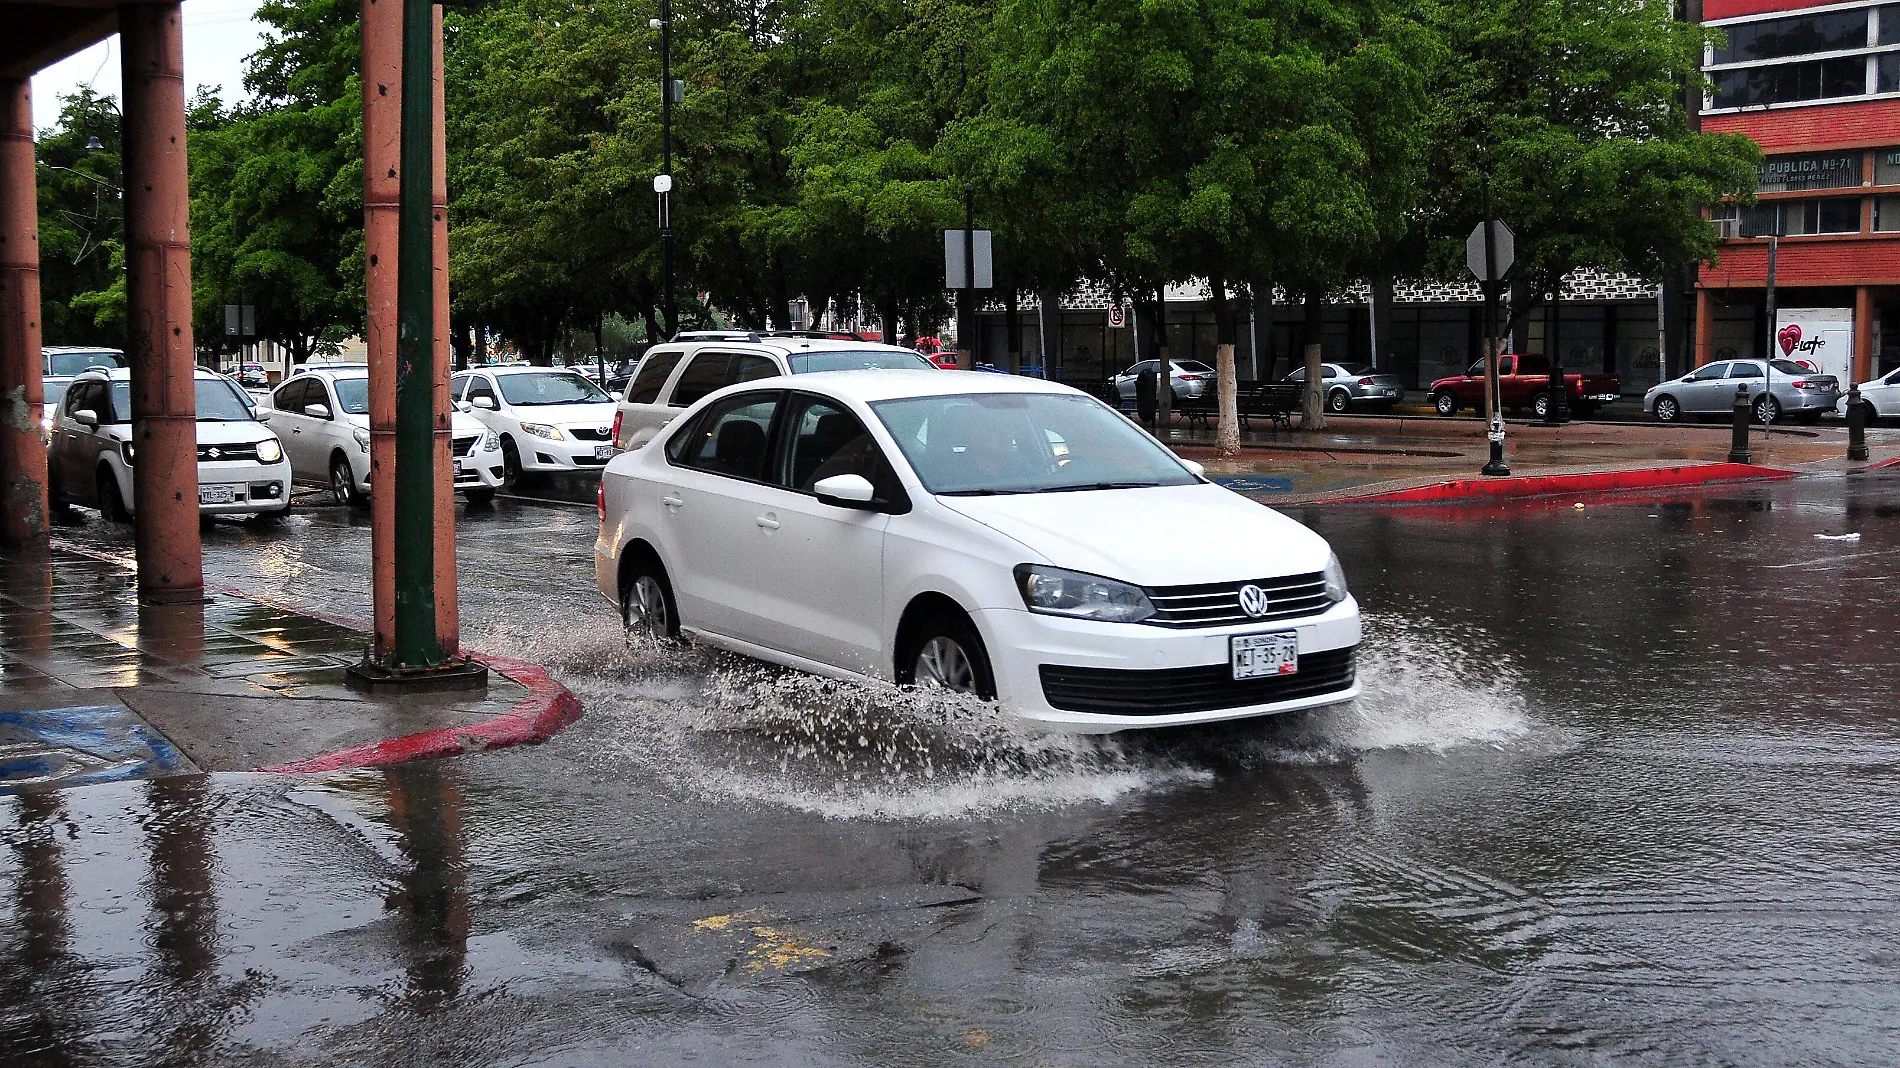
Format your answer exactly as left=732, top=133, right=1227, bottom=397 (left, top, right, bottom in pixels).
left=479, top=430, right=500, bottom=452
left=254, top=437, right=283, bottom=463
left=120, top=440, right=135, bottom=466
left=1014, top=564, right=1155, bottom=623
left=1323, top=551, right=1349, bottom=603
left=520, top=422, right=561, bottom=440
left=353, top=426, right=371, bottom=452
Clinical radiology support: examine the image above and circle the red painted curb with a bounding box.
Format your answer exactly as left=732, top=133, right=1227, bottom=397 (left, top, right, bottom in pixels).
left=1327, top=463, right=1797, bottom=505
left=1864, top=455, right=1900, bottom=471
left=47, top=539, right=585, bottom=774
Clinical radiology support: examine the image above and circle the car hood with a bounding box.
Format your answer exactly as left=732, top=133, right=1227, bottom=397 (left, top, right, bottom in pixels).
left=510, top=402, right=616, bottom=428
left=936, top=483, right=1333, bottom=586
left=320, top=410, right=483, bottom=435
left=196, top=419, right=280, bottom=445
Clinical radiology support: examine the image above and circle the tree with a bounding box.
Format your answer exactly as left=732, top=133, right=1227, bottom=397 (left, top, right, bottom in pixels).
left=35, top=88, right=124, bottom=346
left=1420, top=0, right=1759, bottom=354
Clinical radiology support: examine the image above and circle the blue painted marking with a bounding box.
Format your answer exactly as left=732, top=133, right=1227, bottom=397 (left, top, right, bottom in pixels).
left=0, top=706, right=192, bottom=793
left=1214, top=476, right=1294, bottom=494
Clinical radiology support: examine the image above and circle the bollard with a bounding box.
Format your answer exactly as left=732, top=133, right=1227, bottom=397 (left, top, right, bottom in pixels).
left=1848, top=386, right=1869, bottom=462
left=1727, top=384, right=1752, bottom=465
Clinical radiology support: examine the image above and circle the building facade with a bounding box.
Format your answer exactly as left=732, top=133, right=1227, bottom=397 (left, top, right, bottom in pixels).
left=1699, top=0, right=1900, bottom=381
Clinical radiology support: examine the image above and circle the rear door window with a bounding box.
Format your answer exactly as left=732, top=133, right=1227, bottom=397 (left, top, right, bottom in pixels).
left=672, top=392, right=782, bottom=481
left=731, top=354, right=778, bottom=384
left=627, top=350, right=684, bottom=404
left=1727, top=362, right=1764, bottom=379
left=669, top=353, right=731, bottom=407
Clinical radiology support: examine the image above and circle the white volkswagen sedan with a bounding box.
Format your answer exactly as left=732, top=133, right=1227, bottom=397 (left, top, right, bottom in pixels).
left=595, top=371, right=1361, bottom=732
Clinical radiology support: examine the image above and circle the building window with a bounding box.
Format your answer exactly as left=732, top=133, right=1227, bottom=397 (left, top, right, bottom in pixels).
left=1882, top=51, right=1900, bottom=92
left=1877, top=195, right=1900, bottom=230
left=1712, top=8, right=1871, bottom=64
left=1880, top=150, right=1900, bottom=186
left=1882, top=3, right=1900, bottom=45
left=1711, top=56, right=1870, bottom=108
left=1717, top=199, right=1864, bottom=236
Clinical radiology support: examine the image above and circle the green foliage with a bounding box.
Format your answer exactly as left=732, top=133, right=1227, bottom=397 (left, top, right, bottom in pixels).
left=35, top=88, right=124, bottom=346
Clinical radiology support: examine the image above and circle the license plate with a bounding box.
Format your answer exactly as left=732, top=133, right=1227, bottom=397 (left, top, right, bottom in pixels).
left=452, top=459, right=464, bottom=476
left=1231, top=632, right=1299, bottom=680
left=198, top=484, right=236, bottom=505
left=594, top=445, right=614, bottom=460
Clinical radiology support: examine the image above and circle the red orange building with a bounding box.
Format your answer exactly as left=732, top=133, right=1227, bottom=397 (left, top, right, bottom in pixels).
left=1698, top=0, right=1900, bottom=381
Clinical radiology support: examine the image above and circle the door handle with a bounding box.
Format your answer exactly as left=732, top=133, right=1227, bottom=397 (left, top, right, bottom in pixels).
left=756, top=515, right=779, bottom=530
left=661, top=494, right=683, bottom=510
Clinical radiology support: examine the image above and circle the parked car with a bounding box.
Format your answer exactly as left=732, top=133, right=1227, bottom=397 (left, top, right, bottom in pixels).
left=236, top=364, right=271, bottom=388
left=926, top=352, right=961, bottom=369
left=595, top=370, right=1360, bottom=732
left=42, top=347, right=127, bottom=434
left=452, top=366, right=620, bottom=483
left=1644, top=359, right=1840, bottom=424
left=1429, top=354, right=1621, bottom=419
left=612, top=336, right=934, bottom=451
left=1839, top=367, right=1900, bottom=423
left=49, top=367, right=291, bottom=521
left=1282, top=363, right=1406, bottom=413
left=1110, top=360, right=1218, bottom=408
left=264, top=367, right=505, bottom=506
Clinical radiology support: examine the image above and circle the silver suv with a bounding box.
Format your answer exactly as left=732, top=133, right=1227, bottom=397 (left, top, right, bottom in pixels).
left=612, top=332, right=933, bottom=450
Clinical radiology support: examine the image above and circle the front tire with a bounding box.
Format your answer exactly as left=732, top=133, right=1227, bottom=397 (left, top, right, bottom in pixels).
left=500, top=437, right=524, bottom=487
left=1653, top=394, right=1681, bottom=423
left=898, top=610, right=997, bottom=700
left=462, top=488, right=495, bottom=507
left=1326, top=389, right=1350, bottom=414
left=620, top=555, right=680, bottom=642
left=329, top=452, right=364, bottom=507
left=1433, top=391, right=1458, bottom=417
left=96, top=468, right=129, bottom=523
left=1531, top=391, right=1552, bottom=420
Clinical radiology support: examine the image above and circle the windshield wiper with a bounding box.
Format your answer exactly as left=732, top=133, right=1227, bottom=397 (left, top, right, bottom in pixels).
left=1030, top=481, right=1161, bottom=493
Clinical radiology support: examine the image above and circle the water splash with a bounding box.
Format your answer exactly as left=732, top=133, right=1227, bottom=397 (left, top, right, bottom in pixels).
left=469, top=609, right=1537, bottom=819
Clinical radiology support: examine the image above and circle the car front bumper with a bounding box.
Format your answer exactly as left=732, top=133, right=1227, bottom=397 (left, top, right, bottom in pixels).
left=518, top=434, right=617, bottom=471
left=975, top=596, right=1362, bottom=733
left=196, top=459, right=294, bottom=514
left=453, top=444, right=508, bottom=490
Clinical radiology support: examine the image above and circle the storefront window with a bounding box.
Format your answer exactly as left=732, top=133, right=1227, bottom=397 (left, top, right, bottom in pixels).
left=1877, top=195, right=1900, bottom=231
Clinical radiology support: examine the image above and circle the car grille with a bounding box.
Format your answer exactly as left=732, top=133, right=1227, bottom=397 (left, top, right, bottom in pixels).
left=1144, top=572, right=1330, bottom=628
left=197, top=443, right=258, bottom=462
left=567, top=427, right=612, bottom=442
left=452, top=435, right=478, bottom=457
left=1039, top=647, right=1356, bottom=716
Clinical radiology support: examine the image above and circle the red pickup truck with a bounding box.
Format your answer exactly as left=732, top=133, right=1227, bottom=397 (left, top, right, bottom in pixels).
left=1429, top=354, right=1621, bottom=419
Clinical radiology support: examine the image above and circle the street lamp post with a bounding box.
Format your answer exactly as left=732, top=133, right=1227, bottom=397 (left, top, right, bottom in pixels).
left=652, top=1, right=676, bottom=339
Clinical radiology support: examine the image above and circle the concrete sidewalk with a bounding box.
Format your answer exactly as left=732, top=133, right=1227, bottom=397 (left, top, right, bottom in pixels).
left=1159, top=412, right=1900, bottom=503
left=0, top=545, right=580, bottom=790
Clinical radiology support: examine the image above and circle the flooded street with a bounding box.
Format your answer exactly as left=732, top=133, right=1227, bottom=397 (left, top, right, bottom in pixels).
left=8, top=475, right=1900, bottom=1065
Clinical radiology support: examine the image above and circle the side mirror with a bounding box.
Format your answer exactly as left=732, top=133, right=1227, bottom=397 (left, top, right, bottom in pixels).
left=813, top=473, right=877, bottom=508
left=455, top=401, right=474, bottom=413
left=254, top=409, right=272, bottom=422
left=73, top=411, right=98, bottom=428
left=472, top=395, right=497, bottom=410
left=1178, top=458, right=1206, bottom=478
left=306, top=403, right=332, bottom=420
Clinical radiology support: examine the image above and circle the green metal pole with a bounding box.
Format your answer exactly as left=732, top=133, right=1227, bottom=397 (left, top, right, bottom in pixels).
left=391, top=0, right=443, bottom=669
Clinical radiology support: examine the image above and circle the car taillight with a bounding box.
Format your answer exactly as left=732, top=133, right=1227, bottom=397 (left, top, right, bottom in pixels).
left=610, top=409, right=623, bottom=445
left=1791, top=380, right=1814, bottom=390
left=1358, top=377, right=1374, bottom=385
left=1177, top=373, right=1203, bottom=381
left=596, top=478, right=606, bottom=521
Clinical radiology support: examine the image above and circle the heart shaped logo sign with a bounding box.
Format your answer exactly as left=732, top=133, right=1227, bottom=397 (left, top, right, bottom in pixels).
left=1777, top=323, right=1802, bottom=356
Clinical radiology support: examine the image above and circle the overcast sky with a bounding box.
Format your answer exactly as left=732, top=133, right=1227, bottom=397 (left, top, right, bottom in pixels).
left=29, top=0, right=266, bottom=134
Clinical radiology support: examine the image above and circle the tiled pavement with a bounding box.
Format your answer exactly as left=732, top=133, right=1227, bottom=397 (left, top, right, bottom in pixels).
left=0, top=547, right=528, bottom=783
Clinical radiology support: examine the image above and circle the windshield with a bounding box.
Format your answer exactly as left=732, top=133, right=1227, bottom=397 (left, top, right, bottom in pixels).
left=497, top=372, right=611, bottom=406
left=332, top=377, right=370, bottom=415
left=787, top=350, right=932, bottom=373
left=47, top=350, right=126, bottom=377
left=871, top=392, right=1201, bottom=496
left=1176, top=361, right=1216, bottom=374
left=1769, top=359, right=1820, bottom=376
left=108, top=378, right=255, bottom=423
left=1339, top=364, right=1375, bottom=376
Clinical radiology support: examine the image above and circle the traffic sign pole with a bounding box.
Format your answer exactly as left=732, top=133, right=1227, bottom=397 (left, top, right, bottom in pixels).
left=1469, top=182, right=1511, bottom=477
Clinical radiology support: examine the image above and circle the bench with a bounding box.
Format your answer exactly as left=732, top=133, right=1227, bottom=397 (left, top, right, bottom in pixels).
left=1237, top=383, right=1300, bottom=430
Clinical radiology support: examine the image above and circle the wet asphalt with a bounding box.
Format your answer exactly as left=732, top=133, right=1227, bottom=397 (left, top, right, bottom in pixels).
left=6, top=472, right=1900, bottom=1066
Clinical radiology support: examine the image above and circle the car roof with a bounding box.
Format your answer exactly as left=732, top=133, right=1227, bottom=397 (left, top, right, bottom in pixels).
left=76, top=367, right=224, bottom=381
left=649, top=337, right=920, bottom=358
left=483, top=364, right=595, bottom=375
left=44, top=345, right=124, bottom=354
left=729, top=368, right=1088, bottom=405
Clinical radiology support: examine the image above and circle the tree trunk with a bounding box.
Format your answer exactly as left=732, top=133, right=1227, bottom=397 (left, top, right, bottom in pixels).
left=1251, top=280, right=1274, bottom=380
left=1153, top=282, right=1173, bottom=435
left=1301, top=288, right=1326, bottom=430
left=475, top=322, right=488, bottom=366
left=1209, top=272, right=1241, bottom=458
left=880, top=287, right=900, bottom=347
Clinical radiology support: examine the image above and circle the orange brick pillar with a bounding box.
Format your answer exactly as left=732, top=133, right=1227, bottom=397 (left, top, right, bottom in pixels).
left=121, top=3, right=203, bottom=601
left=0, top=79, right=47, bottom=544
left=1694, top=289, right=1714, bottom=368
left=1855, top=286, right=1874, bottom=383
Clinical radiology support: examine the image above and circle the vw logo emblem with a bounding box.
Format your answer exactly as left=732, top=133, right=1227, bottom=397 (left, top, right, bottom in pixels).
left=1237, top=584, right=1271, bottom=618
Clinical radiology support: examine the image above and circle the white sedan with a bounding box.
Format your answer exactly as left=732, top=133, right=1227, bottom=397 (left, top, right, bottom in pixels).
left=595, top=370, right=1361, bottom=732
left=452, top=366, right=620, bottom=481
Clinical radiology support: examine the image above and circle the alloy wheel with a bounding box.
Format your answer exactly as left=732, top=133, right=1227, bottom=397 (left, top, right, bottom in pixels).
left=1434, top=393, right=1455, bottom=416
left=330, top=458, right=355, bottom=505
left=1655, top=396, right=1679, bottom=422
left=1328, top=391, right=1349, bottom=414
left=625, top=574, right=670, bottom=640
left=1754, top=396, right=1780, bottom=424
left=913, top=636, right=977, bottom=694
